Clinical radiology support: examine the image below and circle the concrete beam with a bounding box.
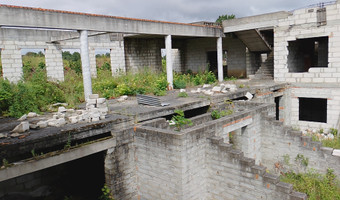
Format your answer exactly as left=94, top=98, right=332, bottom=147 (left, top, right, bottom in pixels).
left=0, top=5, right=223, bottom=37
left=50, top=31, right=108, bottom=43
left=0, top=138, right=116, bottom=182
left=223, top=11, right=290, bottom=33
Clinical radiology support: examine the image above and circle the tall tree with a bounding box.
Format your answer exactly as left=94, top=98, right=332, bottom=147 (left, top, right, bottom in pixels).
left=216, top=14, right=235, bottom=24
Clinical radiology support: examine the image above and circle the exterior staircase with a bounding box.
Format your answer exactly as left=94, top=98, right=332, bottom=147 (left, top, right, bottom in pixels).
left=253, top=52, right=274, bottom=80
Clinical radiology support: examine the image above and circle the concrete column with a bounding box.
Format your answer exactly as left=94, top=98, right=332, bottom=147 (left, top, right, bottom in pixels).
left=45, top=44, right=64, bottom=82
left=165, top=35, right=173, bottom=89
left=217, top=37, right=223, bottom=82
left=1, top=47, right=22, bottom=83
left=79, top=30, right=93, bottom=99
left=89, top=47, right=97, bottom=78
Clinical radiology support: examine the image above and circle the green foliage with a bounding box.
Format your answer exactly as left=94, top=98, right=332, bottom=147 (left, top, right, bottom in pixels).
left=239, top=84, right=245, bottom=88
left=99, top=185, right=114, bottom=200
left=211, top=109, right=231, bottom=120
left=295, top=154, right=309, bottom=167
left=281, top=169, right=340, bottom=200
left=322, top=136, right=340, bottom=149
left=283, top=154, right=291, bottom=166
left=2, top=158, right=9, bottom=168
left=62, top=51, right=82, bottom=74
left=0, top=79, right=13, bottom=116
left=170, top=110, right=193, bottom=131
left=192, top=71, right=217, bottom=86
left=173, top=78, right=187, bottom=89
left=64, top=134, right=72, bottom=150
left=224, top=76, right=237, bottom=81
left=178, top=92, right=188, bottom=98
left=216, top=14, right=235, bottom=24
left=330, top=128, right=338, bottom=136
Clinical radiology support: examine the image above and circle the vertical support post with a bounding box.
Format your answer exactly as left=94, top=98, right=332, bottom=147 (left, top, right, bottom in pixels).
left=217, top=37, right=223, bottom=82
left=165, top=35, right=173, bottom=89
left=79, top=30, right=93, bottom=99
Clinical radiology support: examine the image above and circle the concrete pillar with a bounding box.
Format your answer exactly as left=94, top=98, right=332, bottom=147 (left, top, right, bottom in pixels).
left=45, top=44, right=64, bottom=82
left=79, top=30, right=93, bottom=99
left=217, top=37, right=223, bottom=82
left=89, top=47, right=97, bottom=78
left=165, top=35, right=173, bottom=89
left=1, top=47, right=22, bottom=83
left=110, top=41, right=126, bottom=76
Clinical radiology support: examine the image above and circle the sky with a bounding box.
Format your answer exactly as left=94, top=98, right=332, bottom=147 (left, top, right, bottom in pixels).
left=0, top=0, right=331, bottom=23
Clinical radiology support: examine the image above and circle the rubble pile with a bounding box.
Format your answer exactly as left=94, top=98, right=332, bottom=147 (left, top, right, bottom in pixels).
left=8, top=94, right=108, bottom=136
left=190, top=83, right=238, bottom=95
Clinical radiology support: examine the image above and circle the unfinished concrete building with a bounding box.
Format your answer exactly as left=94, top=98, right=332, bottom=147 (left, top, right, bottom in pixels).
left=0, top=1, right=340, bottom=200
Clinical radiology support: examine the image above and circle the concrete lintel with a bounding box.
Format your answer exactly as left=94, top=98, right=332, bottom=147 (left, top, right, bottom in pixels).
left=0, top=138, right=116, bottom=182
left=222, top=118, right=253, bottom=133
left=0, top=5, right=223, bottom=38
left=223, top=11, right=290, bottom=33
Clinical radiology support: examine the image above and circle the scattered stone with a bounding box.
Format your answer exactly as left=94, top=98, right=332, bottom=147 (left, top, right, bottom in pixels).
left=10, top=133, right=22, bottom=138
left=52, top=114, right=58, bottom=120
left=91, top=117, right=100, bottom=122
left=18, top=114, right=27, bottom=121
left=100, top=115, right=106, bottom=120
left=221, top=89, right=228, bottom=94
left=58, top=107, right=66, bottom=113
left=191, top=89, right=198, bottom=94
left=169, top=120, right=175, bottom=125
left=37, top=121, right=48, bottom=128
left=332, top=149, right=340, bottom=157
left=202, top=84, right=211, bottom=88
left=89, top=94, right=99, bottom=99
left=66, top=109, right=75, bottom=113
left=212, top=86, right=222, bottom=93
left=245, top=92, right=253, bottom=100
left=197, top=88, right=201, bottom=93
left=117, top=95, right=128, bottom=102
left=12, top=122, right=30, bottom=133
left=27, top=112, right=38, bottom=118
left=180, top=89, right=186, bottom=93
left=68, top=116, right=78, bottom=124
left=97, top=98, right=106, bottom=104
left=52, top=103, right=68, bottom=107
left=0, top=133, right=7, bottom=139
left=29, top=124, right=39, bottom=130
left=229, top=87, right=237, bottom=92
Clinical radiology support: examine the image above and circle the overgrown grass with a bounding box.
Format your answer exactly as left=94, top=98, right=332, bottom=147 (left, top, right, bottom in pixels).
left=322, top=137, right=340, bottom=149
left=0, top=53, right=219, bottom=117
left=280, top=169, right=340, bottom=200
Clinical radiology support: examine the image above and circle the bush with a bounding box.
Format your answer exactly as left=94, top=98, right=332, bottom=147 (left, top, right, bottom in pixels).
left=0, top=79, right=13, bottom=115
left=173, top=78, right=186, bottom=89
left=281, top=169, right=340, bottom=200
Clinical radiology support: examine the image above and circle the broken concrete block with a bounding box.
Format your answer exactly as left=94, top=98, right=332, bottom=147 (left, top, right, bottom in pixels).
left=117, top=95, right=128, bottom=102
left=100, top=115, right=106, bottom=120
left=57, top=113, right=65, bottom=119
left=12, top=121, right=30, bottom=133
left=89, top=94, right=99, bottom=99
left=202, top=84, right=211, bottom=88
left=180, top=89, right=186, bottom=93
left=245, top=92, right=253, bottom=100
left=27, top=112, right=38, bottom=118
left=86, top=99, right=97, bottom=105
left=229, top=87, right=237, bottom=92
left=58, top=107, right=66, bottom=113
left=53, top=114, right=58, bottom=120
left=197, top=88, right=201, bottom=93
left=68, top=116, right=78, bottom=124
left=97, top=98, right=106, bottom=104
left=332, top=149, right=340, bottom=157
left=96, top=103, right=107, bottom=108
left=48, top=120, right=58, bottom=127
left=98, top=107, right=109, bottom=114
left=10, top=133, right=22, bottom=138
left=29, top=124, right=39, bottom=130
left=191, top=90, right=198, bottom=94
left=212, top=86, right=222, bottom=92
left=221, top=89, right=228, bottom=94
left=0, top=133, right=7, bottom=139
left=86, top=104, right=95, bottom=109
left=18, top=114, right=27, bottom=121
left=37, top=121, right=48, bottom=128
left=57, top=118, right=66, bottom=126
left=91, top=117, right=100, bottom=122
left=66, top=109, right=75, bottom=113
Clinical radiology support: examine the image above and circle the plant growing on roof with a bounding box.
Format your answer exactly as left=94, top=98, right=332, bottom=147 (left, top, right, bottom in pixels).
left=170, top=109, right=192, bottom=131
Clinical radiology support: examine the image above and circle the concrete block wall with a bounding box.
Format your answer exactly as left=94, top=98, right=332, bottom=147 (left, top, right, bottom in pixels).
left=184, top=36, right=246, bottom=77
left=274, top=3, right=340, bottom=83
left=105, top=128, right=137, bottom=200
left=285, top=85, right=340, bottom=130
left=45, top=44, right=64, bottom=81
left=261, top=116, right=340, bottom=178
left=0, top=41, right=23, bottom=82
left=124, top=38, right=163, bottom=73
left=0, top=29, right=126, bottom=82
left=207, top=137, right=306, bottom=200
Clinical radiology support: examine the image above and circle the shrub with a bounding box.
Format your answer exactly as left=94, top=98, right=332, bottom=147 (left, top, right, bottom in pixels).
left=170, top=110, right=192, bottom=131
left=173, top=78, right=186, bottom=89
left=281, top=169, right=340, bottom=200
left=0, top=79, right=13, bottom=115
